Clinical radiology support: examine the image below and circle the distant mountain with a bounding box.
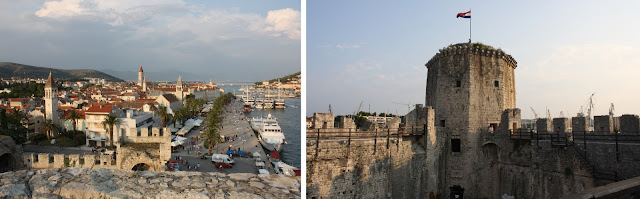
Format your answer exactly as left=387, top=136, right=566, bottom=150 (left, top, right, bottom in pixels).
left=0, top=62, right=124, bottom=82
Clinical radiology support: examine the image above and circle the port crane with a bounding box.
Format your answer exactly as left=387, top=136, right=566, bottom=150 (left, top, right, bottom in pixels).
left=530, top=107, right=539, bottom=119
left=353, top=101, right=363, bottom=116
left=392, top=101, right=414, bottom=115
left=609, top=103, right=615, bottom=116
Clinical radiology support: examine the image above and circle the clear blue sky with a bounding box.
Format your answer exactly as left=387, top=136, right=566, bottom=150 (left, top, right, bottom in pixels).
left=307, top=0, right=640, bottom=119
left=0, top=0, right=300, bottom=82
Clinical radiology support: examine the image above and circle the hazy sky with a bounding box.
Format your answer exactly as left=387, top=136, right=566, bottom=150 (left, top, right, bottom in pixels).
left=308, top=0, right=640, bottom=119
left=0, top=0, right=300, bottom=82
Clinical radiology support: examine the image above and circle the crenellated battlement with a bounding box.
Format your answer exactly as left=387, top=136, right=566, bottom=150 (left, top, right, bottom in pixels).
left=425, top=43, right=517, bottom=69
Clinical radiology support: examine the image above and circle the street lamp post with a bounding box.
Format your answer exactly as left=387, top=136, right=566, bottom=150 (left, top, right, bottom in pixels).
left=242, top=139, right=246, bottom=151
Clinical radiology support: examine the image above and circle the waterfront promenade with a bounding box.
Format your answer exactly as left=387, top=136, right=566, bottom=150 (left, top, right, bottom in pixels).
left=169, top=99, right=273, bottom=174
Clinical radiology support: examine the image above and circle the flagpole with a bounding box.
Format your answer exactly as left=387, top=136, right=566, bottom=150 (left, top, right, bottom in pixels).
left=469, top=9, right=472, bottom=43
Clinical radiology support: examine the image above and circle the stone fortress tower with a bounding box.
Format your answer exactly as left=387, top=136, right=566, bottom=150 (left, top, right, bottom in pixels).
left=424, top=42, right=521, bottom=197
left=44, top=72, right=58, bottom=124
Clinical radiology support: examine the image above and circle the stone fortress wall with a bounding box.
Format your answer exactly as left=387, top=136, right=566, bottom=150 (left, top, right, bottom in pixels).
left=306, top=116, right=429, bottom=199
left=23, top=127, right=171, bottom=171
left=307, top=43, right=640, bottom=198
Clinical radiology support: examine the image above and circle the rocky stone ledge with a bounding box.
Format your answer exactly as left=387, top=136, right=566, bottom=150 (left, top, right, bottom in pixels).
left=0, top=168, right=300, bottom=199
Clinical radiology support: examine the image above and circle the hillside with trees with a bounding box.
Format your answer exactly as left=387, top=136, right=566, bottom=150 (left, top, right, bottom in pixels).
left=0, top=62, right=123, bottom=82
left=254, top=71, right=301, bottom=86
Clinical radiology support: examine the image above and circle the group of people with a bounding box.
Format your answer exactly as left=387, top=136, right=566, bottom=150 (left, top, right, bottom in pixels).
left=173, top=156, right=200, bottom=170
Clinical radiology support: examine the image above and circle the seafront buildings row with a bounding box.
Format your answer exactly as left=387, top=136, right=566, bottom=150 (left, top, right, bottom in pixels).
left=1, top=66, right=221, bottom=148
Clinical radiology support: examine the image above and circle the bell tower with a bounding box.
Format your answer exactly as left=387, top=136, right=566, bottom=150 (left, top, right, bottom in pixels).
left=44, top=72, right=59, bottom=124
left=138, top=66, right=144, bottom=86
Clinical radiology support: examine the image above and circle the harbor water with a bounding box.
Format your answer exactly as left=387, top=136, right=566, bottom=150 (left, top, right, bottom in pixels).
left=219, top=84, right=301, bottom=168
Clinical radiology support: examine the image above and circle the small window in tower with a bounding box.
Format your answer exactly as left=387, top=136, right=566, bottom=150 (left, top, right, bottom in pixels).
left=451, top=139, right=461, bottom=152
left=440, top=120, right=446, bottom=127
left=456, top=80, right=461, bottom=87
left=494, top=81, right=499, bottom=87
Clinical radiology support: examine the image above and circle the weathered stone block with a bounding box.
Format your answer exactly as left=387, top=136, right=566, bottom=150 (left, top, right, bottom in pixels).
left=620, top=114, right=640, bottom=134
left=594, top=115, right=613, bottom=133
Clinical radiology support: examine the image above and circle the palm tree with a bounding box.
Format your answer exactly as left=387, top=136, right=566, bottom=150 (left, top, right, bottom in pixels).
left=173, top=108, right=188, bottom=127
left=154, top=105, right=170, bottom=128
left=200, top=127, right=222, bottom=155
left=102, top=115, right=120, bottom=147
left=64, top=110, right=82, bottom=132
left=40, top=119, right=59, bottom=140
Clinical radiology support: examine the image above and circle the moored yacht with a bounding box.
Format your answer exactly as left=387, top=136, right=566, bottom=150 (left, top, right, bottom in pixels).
left=255, top=98, right=265, bottom=109
left=264, top=98, right=274, bottom=109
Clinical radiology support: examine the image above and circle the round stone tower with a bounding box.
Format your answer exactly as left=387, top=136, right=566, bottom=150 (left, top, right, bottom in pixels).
left=424, top=42, right=517, bottom=197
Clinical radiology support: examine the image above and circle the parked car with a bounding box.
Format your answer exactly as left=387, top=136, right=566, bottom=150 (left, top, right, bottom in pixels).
left=215, top=162, right=233, bottom=170
left=211, top=154, right=235, bottom=164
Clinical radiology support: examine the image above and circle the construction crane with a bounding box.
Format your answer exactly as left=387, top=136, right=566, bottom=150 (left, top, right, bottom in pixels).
left=393, top=101, right=413, bottom=115
left=609, top=103, right=615, bottom=116
left=530, top=107, right=539, bottom=119
left=587, top=93, right=595, bottom=120
left=353, top=101, right=363, bottom=116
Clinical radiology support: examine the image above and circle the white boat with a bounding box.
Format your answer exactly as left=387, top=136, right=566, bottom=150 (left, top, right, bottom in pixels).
left=264, top=98, right=274, bottom=109
left=252, top=113, right=285, bottom=151
left=275, top=82, right=285, bottom=109
left=272, top=161, right=299, bottom=176
left=255, top=98, right=264, bottom=109
left=274, top=98, right=285, bottom=109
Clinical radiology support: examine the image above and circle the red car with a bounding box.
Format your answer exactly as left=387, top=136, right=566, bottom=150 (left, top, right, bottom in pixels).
left=215, top=162, right=233, bottom=170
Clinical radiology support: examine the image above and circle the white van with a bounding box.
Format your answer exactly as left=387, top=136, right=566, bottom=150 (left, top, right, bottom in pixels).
left=211, top=154, right=235, bottom=164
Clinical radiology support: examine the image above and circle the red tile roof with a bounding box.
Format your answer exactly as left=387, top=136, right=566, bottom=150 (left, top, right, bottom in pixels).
left=61, top=110, right=85, bottom=119
left=86, top=104, right=115, bottom=114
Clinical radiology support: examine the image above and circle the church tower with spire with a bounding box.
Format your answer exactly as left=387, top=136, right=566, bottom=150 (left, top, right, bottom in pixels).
left=142, top=76, right=147, bottom=92
left=44, top=72, right=59, bottom=124
left=176, top=75, right=184, bottom=101
left=138, top=66, right=144, bottom=86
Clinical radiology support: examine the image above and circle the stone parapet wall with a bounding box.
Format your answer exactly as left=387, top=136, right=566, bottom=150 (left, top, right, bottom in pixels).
left=307, top=136, right=428, bottom=198
left=574, top=141, right=640, bottom=179
left=23, top=153, right=117, bottom=170
left=426, top=43, right=517, bottom=69
left=0, top=168, right=300, bottom=198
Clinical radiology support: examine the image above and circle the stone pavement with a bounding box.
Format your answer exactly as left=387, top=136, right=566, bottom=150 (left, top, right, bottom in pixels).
left=0, top=168, right=300, bottom=198
left=169, top=99, right=273, bottom=174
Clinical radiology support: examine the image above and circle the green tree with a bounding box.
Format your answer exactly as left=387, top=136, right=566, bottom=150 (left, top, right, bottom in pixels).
left=40, top=119, right=60, bottom=140
left=63, top=110, right=83, bottom=132
left=173, top=108, right=188, bottom=127
left=102, top=115, right=120, bottom=147
left=200, top=126, right=222, bottom=155
left=154, top=105, right=171, bottom=128
left=0, top=109, right=28, bottom=144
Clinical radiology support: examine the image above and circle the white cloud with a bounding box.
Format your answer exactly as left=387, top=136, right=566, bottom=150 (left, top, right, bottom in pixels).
left=264, top=8, right=300, bottom=40
left=35, top=0, right=185, bottom=25
left=321, top=42, right=367, bottom=49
